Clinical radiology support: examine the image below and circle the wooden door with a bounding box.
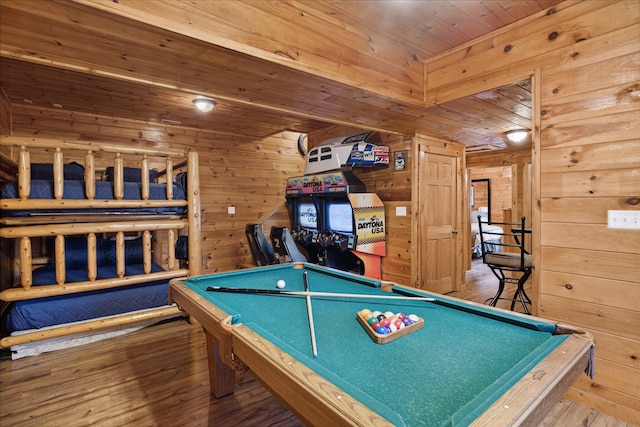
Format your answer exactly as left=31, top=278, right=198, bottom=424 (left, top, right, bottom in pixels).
left=413, top=136, right=463, bottom=294
left=424, top=152, right=457, bottom=293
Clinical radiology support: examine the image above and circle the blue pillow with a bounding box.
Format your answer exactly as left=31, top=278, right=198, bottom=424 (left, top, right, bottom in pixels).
left=100, top=237, right=144, bottom=265
left=50, top=236, right=90, bottom=267
left=49, top=236, right=144, bottom=267
left=31, top=162, right=85, bottom=181
left=106, top=167, right=158, bottom=183
left=175, top=171, right=188, bottom=192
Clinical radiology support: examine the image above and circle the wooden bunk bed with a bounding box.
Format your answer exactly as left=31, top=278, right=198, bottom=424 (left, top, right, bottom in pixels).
left=0, top=136, right=201, bottom=357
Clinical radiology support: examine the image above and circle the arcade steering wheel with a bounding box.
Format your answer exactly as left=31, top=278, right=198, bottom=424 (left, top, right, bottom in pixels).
left=291, top=226, right=304, bottom=240
left=318, top=229, right=333, bottom=248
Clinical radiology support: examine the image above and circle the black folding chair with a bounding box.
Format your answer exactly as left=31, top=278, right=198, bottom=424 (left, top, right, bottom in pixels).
left=477, top=215, right=532, bottom=314
left=245, top=224, right=275, bottom=266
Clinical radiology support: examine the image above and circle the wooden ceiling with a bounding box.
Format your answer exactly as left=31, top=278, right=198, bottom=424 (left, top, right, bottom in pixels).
left=0, top=0, right=560, bottom=150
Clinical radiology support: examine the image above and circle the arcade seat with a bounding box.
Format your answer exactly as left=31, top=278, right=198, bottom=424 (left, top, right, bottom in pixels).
left=270, top=227, right=308, bottom=263
left=246, top=224, right=275, bottom=266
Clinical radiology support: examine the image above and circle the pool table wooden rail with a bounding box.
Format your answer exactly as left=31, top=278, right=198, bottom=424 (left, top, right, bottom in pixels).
left=169, top=279, right=393, bottom=426
left=169, top=278, right=594, bottom=427
left=469, top=326, right=592, bottom=426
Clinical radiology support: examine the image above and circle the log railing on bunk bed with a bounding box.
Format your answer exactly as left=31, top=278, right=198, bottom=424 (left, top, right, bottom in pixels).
left=0, top=136, right=201, bottom=349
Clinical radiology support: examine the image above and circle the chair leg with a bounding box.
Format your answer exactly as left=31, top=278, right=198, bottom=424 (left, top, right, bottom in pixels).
left=485, top=268, right=506, bottom=307
left=510, top=269, right=532, bottom=314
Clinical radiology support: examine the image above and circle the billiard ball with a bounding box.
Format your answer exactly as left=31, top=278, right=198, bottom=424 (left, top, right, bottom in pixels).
left=408, top=314, right=420, bottom=323
left=375, top=325, right=390, bottom=334
left=276, top=279, right=286, bottom=289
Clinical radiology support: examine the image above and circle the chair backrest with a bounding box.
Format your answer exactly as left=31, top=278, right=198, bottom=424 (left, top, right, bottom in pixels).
left=270, top=226, right=308, bottom=263
left=477, top=215, right=530, bottom=271
left=245, top=224, right=275, bottom=266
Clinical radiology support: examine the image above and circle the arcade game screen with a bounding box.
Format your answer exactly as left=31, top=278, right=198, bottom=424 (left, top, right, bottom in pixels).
left=298, top=202, right=317, bottom=230
left=327, top=202, right=354, bottom=234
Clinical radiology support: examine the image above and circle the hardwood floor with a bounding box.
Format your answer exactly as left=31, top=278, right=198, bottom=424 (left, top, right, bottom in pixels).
left=0, top=260, right=635, bottom=427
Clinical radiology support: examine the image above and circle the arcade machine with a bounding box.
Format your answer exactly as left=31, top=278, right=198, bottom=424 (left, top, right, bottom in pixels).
left=285, top=132, right=388, bottom=279
left=284, top=191, right=321, bottom=264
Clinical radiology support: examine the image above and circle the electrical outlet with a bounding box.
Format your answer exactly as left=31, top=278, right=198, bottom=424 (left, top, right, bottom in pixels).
left=607, top=210, right=640, bottom=230
left=228, top=206, right=235, bottom=215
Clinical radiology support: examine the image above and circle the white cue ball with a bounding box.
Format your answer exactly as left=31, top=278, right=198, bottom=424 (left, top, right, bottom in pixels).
left=276, top=279, right=286, bottom=289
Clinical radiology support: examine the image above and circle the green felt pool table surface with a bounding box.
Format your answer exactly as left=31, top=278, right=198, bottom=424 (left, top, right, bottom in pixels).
left=170, top=263, right=593, bottom=427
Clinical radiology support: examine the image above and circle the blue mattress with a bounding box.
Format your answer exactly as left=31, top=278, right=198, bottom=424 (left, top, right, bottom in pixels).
left=1, top=180, right=186, bottom=216
left=6, top=263, right=170, bottom=332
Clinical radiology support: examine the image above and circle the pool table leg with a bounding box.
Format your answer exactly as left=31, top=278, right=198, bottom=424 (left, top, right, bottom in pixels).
left=204, top=330, right=236, bottom=398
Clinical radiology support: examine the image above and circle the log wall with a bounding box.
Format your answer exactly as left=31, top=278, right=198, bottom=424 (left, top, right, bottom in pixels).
left=426, top=1, right=640, bottom=422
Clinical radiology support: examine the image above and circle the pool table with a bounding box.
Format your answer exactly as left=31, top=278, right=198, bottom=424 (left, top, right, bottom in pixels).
left=169, top=263, right=593, bottom=427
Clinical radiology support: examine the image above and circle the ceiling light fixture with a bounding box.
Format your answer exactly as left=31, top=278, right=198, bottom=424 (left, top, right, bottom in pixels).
left=193, top=97, right=216, bottom=113
left=505, top=129, right=529, bottom=143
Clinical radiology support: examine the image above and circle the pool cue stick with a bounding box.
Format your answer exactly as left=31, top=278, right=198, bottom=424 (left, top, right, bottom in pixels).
left=303, top=271, right=318, bottom=358
left=206, top=286, right=435, bottom=302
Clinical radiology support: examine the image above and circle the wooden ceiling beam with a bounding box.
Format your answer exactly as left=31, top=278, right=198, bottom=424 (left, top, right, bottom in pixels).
left=74, top=0, right=424, bottom=105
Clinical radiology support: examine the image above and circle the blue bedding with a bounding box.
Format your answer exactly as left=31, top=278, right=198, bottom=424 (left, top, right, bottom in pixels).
left=1, top=180, right=186, bottom=216
left=6, top=263, right=170, bottom=332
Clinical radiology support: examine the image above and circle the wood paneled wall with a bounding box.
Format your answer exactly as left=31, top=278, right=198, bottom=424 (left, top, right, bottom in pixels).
left=8, top=105, right=306, bottom=273
left=427, top=1, right=640, bottom=422
left=0, top=88, right=11, bottom=138
left=537, top=17, right=640, bottom=424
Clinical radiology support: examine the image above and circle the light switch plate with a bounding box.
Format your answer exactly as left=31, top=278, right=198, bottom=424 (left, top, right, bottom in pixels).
left=228, top=206, right=236, bottom=215
left=607, top=210, right=640, bottom=230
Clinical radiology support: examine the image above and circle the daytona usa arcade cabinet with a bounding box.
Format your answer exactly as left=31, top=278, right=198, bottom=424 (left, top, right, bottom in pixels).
left=285, top=132, right=388, bottom=279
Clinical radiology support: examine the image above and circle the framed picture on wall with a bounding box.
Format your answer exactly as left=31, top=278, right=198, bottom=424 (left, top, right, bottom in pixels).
left=394, top=151, right=406, bottom=171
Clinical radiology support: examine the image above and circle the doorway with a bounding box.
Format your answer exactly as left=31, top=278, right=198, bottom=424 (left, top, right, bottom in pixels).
left=413, top=77, right=535, bottom=298
left=470, top=166, right=513, bottom=224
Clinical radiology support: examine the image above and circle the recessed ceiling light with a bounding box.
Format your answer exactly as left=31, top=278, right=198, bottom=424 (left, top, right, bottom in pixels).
left=23, top=99, right=33, bottom=104
left=53, top=103, right=63, bottom=109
